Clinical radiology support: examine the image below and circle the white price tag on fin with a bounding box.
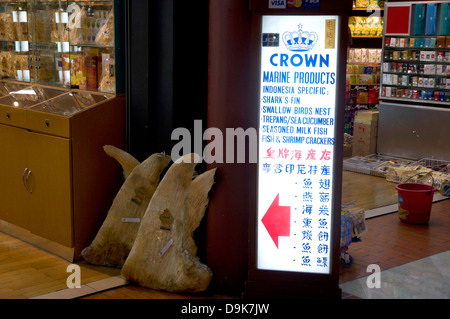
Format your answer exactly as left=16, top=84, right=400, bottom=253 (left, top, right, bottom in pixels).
left=121, top=218, right=140, bottom=223
left=158, top=239, right=174, bottom=257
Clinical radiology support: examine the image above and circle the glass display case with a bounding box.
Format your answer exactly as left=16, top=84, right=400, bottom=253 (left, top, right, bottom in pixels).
left=32, top=89, right=112, bottom=116
left=0, top=0, right=116, bottom=93
left=0, top=85, right=66, bottom=108
left=0, top=0, right=125, bottom=262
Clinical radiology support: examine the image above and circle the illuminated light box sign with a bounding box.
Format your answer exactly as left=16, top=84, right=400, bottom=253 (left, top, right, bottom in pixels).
left=257, top=15, right=339, bottom=275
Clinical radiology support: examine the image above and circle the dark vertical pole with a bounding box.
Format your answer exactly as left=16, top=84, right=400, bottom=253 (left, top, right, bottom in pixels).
left=127, top=0, right=150, bottom=160
left=206, top=0, right=254, bottom=295
left=151, top=0, right=175, bottom=157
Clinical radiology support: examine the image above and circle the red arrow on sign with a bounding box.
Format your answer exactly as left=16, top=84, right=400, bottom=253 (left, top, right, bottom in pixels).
left=261, top=194, right=291, bottom=249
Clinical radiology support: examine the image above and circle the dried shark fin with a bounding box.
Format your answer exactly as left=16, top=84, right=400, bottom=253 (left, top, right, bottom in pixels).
left=184, top=168, right=217, bottom=258
left=121, top=153, right=212, bottom=293
left=81, top=153, right=171, bottom=267
left=103, top=145, right=140, bottom=179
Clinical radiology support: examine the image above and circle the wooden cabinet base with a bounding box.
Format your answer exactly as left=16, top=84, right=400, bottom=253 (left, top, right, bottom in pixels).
left=0, top=94, right=126, bottom=262
left=0, top=219, right=75, bottom=262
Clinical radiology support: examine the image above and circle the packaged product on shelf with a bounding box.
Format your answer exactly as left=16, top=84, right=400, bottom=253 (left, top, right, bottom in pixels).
left=0, top=51, right=15, bottom=78
left=409, top=38, right=415, bottom=48
left=418, top=77, right=424, bottom=87
left=390, top=37, right=397, bottom=47
left=436, top=64, right=447, bottom=76
left=424, top=64, right=436, bottom=75
left=376, top=49, right=382, bottom=63
left=14, top=54, right=29, bottom=82
left=368, top=85, right=380, bottom=104
left=414, top=4, right=426, bottom=36
left=361, top=48, right=368, bottom=63
left=34, top=10, right=51, bottom=43
left=434, top=91, right=440, bottom=101
left=355, top=85, right=368, bottom=104
left=438, top=3, right=450, bottom=36
left=34, top=55, right=54, bottom=83
left=420, top=51, right=436, bottom=61
left=70, top=54, right=87, bottom=89
left=85, top=54, right=98, bottom=91
left=99, top=54, right=115, bottom=93
left=67, top=5, right=87, bottom=45
left=366, top=17, right=380, bottom=37
left=348, top=48, right=354, bottom=62
left=401, top=75, right=409, bottom=86
left=425, top=3, right=438, bottom=36
left=12, top=9, right=29, bottom=41
left=62, top=54, right=71, bottom=87
left=83, top=16, right=96, bottom=44
left=96, top=9, right=114, bottom=46
left=430, top=38, right=437, bottom=48
left=51, top=9, right=69, bottom=43
left=348, top=16, right=357, bottom=36
left=385, top=86, right=391, bottom=97
left=354, top=48, right=362, bottom=62
left=446, top=36, right=450, bottom=48
left=0, top=13, right=16, bottom=41
left=415, top=38, right=423, bottom=48
left=358, top=17, right=367, bottom=36
left=437, top=36, right=446, bottom=48
left=355, top=0, right=369, bottom=8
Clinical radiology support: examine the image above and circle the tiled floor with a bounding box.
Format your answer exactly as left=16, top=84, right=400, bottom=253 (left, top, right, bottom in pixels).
left=341, top=251, right=450, bottom=299
left=339, top=198, right=450, bottom=298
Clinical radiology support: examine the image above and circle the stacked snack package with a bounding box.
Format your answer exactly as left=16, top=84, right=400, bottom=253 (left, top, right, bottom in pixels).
left=34, top=55, right=54, bottom=83
left=13, top=8, right=28, bottom=41
left=349, top=16, right=383, bottom=37
left=70, top=54, right=86, bottom=89
left=355, top=0, right=385, bottom=9
left=67, top=6, right=87, bottom=45
left=0, top=12, right=16, bottom=41
left=84, top=54, right=98, bottom=90
left=14, top=54, right=29, bottom=82
left=51, top=9, right=69, bottom=43
left=62, top=54, right=71, bottom=87
left=0, top=51, right=15, bottom=79
left=354, top=0, right=369, bottom=8
left=95, top=9, right=114, bottom=46
left=99, top=54, right=115, bottom=93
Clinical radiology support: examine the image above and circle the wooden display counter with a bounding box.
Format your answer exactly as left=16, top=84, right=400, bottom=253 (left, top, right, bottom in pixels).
left=0, top=84, right=125, bottom=262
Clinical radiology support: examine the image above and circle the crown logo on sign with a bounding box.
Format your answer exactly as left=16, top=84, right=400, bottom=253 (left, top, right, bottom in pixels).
left=282, top=23, right=318, bottom=52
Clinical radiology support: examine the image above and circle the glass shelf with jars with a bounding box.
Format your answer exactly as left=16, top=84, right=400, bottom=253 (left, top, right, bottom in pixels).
left=0, top=0, right=116, bottom=93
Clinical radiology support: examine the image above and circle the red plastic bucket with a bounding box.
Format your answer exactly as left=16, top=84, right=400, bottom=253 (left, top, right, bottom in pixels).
left=395, top=183, right=437, bottom=224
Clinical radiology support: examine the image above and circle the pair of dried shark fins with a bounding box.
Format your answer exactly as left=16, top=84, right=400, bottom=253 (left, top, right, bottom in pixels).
left=81, top=146, right=216, bottom=293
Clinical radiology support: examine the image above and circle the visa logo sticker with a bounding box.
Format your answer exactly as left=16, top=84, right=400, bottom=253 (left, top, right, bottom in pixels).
left=269, top=0, right=286, bottom=9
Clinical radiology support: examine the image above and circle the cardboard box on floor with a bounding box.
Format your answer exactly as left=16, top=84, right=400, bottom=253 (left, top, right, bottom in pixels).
left=352, top=110, right=379, bottom=157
